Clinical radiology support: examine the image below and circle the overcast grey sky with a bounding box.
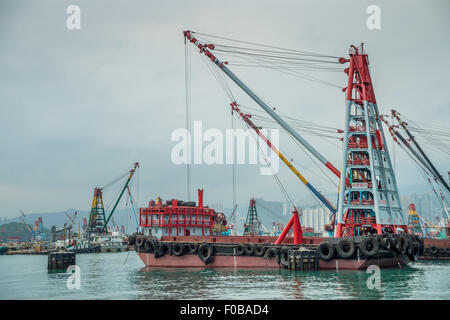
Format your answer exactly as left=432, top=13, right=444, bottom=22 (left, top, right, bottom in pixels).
left=0, top=0, right=448, bottom=218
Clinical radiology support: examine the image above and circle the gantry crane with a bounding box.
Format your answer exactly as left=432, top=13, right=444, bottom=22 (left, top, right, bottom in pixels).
left=88, top=162, right=139, bottom=236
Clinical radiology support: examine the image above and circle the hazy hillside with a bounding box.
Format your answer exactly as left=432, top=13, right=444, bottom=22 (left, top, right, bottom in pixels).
left=0, top=222, right=33, bottom=242
left=1, top=194, right=337, bottom=237
left=4, top=208, right=140, bottom=235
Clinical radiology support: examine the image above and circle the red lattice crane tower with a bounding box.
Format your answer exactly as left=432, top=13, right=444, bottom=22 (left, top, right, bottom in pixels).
left=335, top=44, right=407, bottom=237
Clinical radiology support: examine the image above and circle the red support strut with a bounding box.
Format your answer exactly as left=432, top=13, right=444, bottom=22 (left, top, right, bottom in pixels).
left=275, top=208, right=303, bottom=245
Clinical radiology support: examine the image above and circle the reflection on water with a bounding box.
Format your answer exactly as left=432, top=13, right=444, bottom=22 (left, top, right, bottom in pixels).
left=0, top=253, right=449, bottom=300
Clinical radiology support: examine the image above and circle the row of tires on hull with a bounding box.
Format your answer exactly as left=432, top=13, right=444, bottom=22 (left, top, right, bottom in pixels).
left=69, top=246, right=101, bottom=254
left=316, top=234, right=424, bottom=262
left=131, top=236, right=216, bottom=264
left=423, top=246, right=450, bottom=256
left=130, top=235, right=298, bottom=267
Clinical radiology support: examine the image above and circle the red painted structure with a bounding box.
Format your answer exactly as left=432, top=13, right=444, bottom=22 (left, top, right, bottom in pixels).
left=137, top=249, right=409, bottom=270
left=275, top=208, right=303, bottom=245
left=139, top=189, right=217, bottom=237
left=335, top=44, right=408, bottom=237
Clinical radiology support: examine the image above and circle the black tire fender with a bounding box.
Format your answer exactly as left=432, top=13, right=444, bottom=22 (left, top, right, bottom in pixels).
left=380, top=237, right=392, bottom=251
left=136, top=236, right=145, bottom=248
left=235, top=244, right=245, bottom=256
left=359, top=237, right=379, bottom=257
left=317, top=242, right=335, bottom=261
left=280, top=246, right=290, bottom=268
left=157, top=242, right=172, bottom=256
left=429, top=246, right=438, bottom=254
left=254, top=245, right=265, bottom=257
left=185, top=243, right=198, bottom=254
left=406, top=239, right=413, bottom=255
left=197, top=243, right=214, bottom=265
left=392, top=237, right=402, bottom=253
left=244, top=243, right=254, bottom=256
left=144, top=239, right=155, bottom=253
left=263, top=247, right=280, bottom=264
left=172, top=242, right=184, bottom=256
left=336, top=239, right=356, bottom=259
left=401, top=237, right=410, bottom=255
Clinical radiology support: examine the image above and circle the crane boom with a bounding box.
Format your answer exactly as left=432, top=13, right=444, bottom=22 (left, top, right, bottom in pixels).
left=183, top=30, right=342, bottom=180
left=381, top=114, right=450, bottom=222
left=102, top=162, right=139, bottom=231
left=418, top=215, right=442, bottom=229
left=392, top=110, right=450, bottom=193
left=380, top=115, right=435, bottom=175
left=228, top=204, right=238, bottom=223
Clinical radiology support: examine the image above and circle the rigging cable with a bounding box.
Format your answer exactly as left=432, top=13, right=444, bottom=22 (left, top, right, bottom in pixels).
left=232, top=104, right=237, bottom=224
left=197, top=46, right=339, bottom=209
left=185, top=38, right=192, bottom=200
left=239, top=119, right=295, bottom=211
left=190, top=31, right=341, bottom=58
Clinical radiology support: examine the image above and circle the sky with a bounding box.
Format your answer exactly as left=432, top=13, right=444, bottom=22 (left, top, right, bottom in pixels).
left=0, top=0, right=449, bottom=218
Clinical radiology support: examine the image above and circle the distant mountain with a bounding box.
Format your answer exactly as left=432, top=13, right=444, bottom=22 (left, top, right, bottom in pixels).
left=0, top=191, right=345, bottom=236
left=0, top=222, right=32, bottom=241
left=4, top=208, right=140, bottom=234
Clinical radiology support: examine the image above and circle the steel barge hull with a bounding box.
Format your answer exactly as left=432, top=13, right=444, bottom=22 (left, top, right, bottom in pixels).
left=133, top=235, right=413, bottom=271
left=137, top=251, right=410, bottom=270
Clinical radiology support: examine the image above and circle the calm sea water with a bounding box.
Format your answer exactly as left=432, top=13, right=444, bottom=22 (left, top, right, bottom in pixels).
left=0, top=252, right=448, bottom=300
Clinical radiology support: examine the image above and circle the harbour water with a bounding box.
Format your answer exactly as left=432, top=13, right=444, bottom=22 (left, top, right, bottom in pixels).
left=0, top=252, right=448, bottom=300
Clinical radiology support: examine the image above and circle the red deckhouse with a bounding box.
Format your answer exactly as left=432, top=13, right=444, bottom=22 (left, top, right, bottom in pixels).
left=139, top=189, right=217, bottom=238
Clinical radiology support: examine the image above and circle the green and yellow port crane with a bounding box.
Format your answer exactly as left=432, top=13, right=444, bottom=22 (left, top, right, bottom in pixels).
left=88, top=162, right=139, bottom=235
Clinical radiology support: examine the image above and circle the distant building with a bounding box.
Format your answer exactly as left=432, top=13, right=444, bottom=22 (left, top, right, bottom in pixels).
left=300, top=207, right=330, bottom=235
left=7, top=236, right=20, bottom=243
